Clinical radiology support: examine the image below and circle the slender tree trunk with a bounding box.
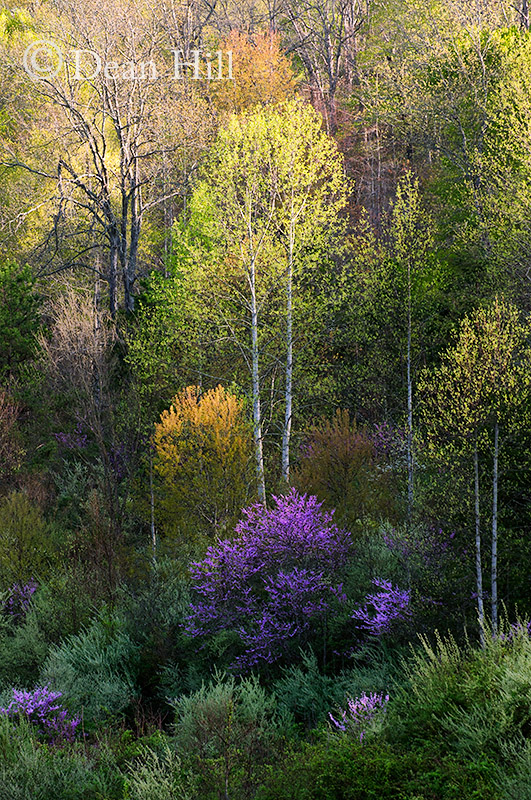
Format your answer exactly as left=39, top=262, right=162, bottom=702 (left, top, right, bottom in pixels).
left=92, top=275, right=102, bottom=413
left=326, top=91, right=338, bottom=136
left=406, top=261, right=414, bottom=525
left=491, top=419, right=499, bottom=636
left=163, top=163, right=172, bottom=278
left=150, top=453, right=156, bottom=566
left=250, top=259, right=266, bottom=503
left=125, top=164, right=140, bottom=313
left=281, top=220, right=294, bottom=484
left=109, top=235, right=119, bottom=318
left=474, top=442, right=485, bottom=647
left=522, top=0, right=529, bottom=30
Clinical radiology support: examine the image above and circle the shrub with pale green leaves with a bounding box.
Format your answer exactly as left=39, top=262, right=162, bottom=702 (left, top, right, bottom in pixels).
left=390, top=621, right=531, bottom=763
left=171, top=672, right=283, bottom=799
left=41, top=611, right=139, bottom=726
left=124, top=743, right=196, bottom=800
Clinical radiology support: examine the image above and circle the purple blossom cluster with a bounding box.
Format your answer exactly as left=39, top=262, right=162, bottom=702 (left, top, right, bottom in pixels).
left=0, top=686, right=80, bottom=745
left=109, top=441, right=129, bottom=482
left=53, top=422, right=87, bottom=449
left=186, top=490, right=352, bottom=670
left=2, top=580, right=37, bottom=622
left=329, top=691, right=389, bottom=742
left=352, top=579, right=411, bottom=636
left=382, top=525, right=455, bottom=567
left=371, top=422, right=405, bottom=460
left=500, top=620, right=531, bottom=643
left=299, top=441, right=315, bottom=459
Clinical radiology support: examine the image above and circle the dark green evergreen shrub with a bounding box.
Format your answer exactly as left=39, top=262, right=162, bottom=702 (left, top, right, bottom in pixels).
left=172, top=671, right=285, bottom=800
left=41, top=610, right=140, bottom=727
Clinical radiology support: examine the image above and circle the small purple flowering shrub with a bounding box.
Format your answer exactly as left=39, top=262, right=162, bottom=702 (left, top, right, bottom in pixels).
left=186, top=489, right=352, bottom=670
left=2, top=580, right=37, bottom=622
left=53, top=422, right=88, bottom=450
left=329, top=691, right=389, bottom=742
left=352, top=579, right=412, bottom=637
left=0, top=686, right=80, bottom=744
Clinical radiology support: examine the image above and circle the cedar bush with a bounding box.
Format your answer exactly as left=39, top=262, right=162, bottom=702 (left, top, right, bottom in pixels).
left=41, top=610, right=140, bottom=727
left=172, top=672, right=284, bottom=800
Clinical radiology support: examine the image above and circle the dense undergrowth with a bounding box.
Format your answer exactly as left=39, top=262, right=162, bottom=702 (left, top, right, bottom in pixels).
left=0, top=620, right=530, bottom=799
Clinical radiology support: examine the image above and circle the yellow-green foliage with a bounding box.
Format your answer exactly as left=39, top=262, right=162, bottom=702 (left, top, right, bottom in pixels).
left=153, top=385, right=253, bottom=545
left=0, top=491, right=56, bottom=586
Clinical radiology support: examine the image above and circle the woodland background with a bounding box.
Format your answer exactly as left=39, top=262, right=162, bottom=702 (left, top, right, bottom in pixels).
left=1, top=1, right=531, bottom=798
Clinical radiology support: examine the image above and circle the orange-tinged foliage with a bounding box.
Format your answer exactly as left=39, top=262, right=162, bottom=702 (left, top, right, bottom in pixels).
left=293, top=410, right=399, bottom=531
left=210, top=31, right=299, bottom=114
left=153, top=385, right=254, bottom=544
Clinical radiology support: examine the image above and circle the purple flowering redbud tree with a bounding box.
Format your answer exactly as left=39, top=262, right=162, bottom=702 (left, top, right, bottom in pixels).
left=186, top=490, right=352, bottom=671
left=0, top=686, right=80, bottom=745
left=2, top=580, right=37, bottom=622
left=351, top=578, right=412, bottom=637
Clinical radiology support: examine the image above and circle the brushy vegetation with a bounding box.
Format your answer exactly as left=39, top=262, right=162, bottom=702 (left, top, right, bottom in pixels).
left=1, top=626, right=530, bottom=798
left=2, top=0, right=531, bottom=796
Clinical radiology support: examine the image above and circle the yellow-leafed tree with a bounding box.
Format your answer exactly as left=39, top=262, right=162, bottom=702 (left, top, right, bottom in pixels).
left=210, top=31, right=299, bottom=114
left=153, top=385, right=254, bottom=546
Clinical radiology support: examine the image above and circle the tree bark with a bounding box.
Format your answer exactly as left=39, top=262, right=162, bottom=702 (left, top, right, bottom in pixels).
left=124, top=161, right=141, bottom=313
left=109, top=232, right=119, bottom=318
left=250, top=258, right=266, bottom=503
left=522, top=0, right=529, bottom=30
left=150, top=453, right=157, bottom=566
left=406, top=259, right=414, bottom=525
left=491, top=419, right=499, bottom=636
left=474, top=441, right=485, bottom=646
left=281, top=217, right=294, bottom=484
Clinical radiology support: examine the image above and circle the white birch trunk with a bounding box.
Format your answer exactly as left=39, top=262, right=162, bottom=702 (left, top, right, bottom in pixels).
left=250, top=257, right=266, bottom=503
left=281, top=216, right=294, bottom=484
left=406, top=260, right=414, bottom=525
left=474, top=442, right=485, bottom=646
left=491, top=419, right=499, bottom=636
left=150, top=453, right=156, bottom=566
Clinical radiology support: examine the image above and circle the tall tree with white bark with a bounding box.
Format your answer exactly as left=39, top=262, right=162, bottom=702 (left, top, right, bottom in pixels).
left=271, top=100, right=347, bottom=483
left=181, top=99, right=346, bottom=498
left=388, top=172, right=433, bottom=524
left=419, top=297, right=531, bottom=639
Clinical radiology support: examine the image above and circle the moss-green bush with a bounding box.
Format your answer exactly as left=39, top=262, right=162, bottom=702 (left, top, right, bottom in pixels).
left=0, top=612, right=49, bottom=689
left=0, top=577, right=95, bottom=691
left=0, top=492, right=57, bottom=586
left=41, top=610, right=140, bottom=727
left=0, top=715, right=123, bottom=800
left=172, top=672, right=285, bottom=800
